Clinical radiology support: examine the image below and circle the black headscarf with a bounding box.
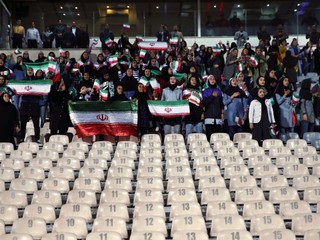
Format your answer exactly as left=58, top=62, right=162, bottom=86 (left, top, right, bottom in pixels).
left=186, top=74, right=201, bottom=90
left=300, top=78, right=312, bottom=100
left=225, top=79, right=246, bottom=98
left=275, top=77, right=292, bottom=97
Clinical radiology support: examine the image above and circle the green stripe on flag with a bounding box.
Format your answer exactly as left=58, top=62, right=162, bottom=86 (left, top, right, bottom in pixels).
left=69, top=101, right=138, bottom=112
left=147, top=100, right=188, bottom=107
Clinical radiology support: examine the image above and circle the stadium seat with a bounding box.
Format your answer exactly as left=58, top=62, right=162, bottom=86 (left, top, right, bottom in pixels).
left=193, top=155, right=217, bottom=168
left=100, top=189, right=130, bottom=206
left=19, top=166, right=45, bottom=181
left=79, top=166, right=105, bottom=180
left=241, top=146, right=264, bottom=159
left=31, top=190, right=62, bottom=208
left=141, top=134, right=161, bottom=143
left=279, top=200, right=312, bottom=219
left=198, top=175, right=226, bottom=190
left=67, top=189, right=97, bottom=207
left=242, top=201, right=275, bottom=220
left=171, top=215, right=206, bottom=236
left=9, top=178, right=38, bottom=194
left=166, top=165, right=192, bottom=179
left=0, top=167, right=16, bottom=182
left=108, top=166, right=133, bottom=179
left=210, top=133, right=230, bottom=144
left=291, top=213, right=320, bottom=235
left=252, top=164, right=279, bottom=178
left=210, top=214, right=246, bottom=236
left=250, top=214, right=285, bottom=236
left=283, top=164, right=310, bottom=178
left=136, top=177, right=164, bottom=191
left=260, top=175, right=289, bottom=190
left=139, top=156, right=163, bottom=168
left=140, top=148, right=162, bottom=158
left=86, top=232, right=122, bottom=240
left=52, top=217, right=88, bottom=239
left=116, top=140, right=138, bottom=152
left=62, top=149, right=85, bottom=161
left=262, top=139, right=283, bottom=150
left=166, top=156, right=189, bottom=168
left=167, top=176, right=195, bottom=190
left=170, top=202, right=202, bottom=220
left=41, top=233, right=78, bottom=240
left=114, top=148, right=136, bottom=160
left=292, top=175, right=320, bottom=190
left=286, top=138, right=308, bottom=150
left=220, top=155, right=244, bottom=169
left=303, top=187, right=320, bottom=203
left=201, top=187, right=231, bottom=204
left=236, top=139, right=259, bottom=151
left=259, top=229, right=296, bottom=240
left=23, top=204, right=56, bottom=224
left=268, top=187, right=300, bottom=204
left=0, top=204, right=19, bottom=224
left=67, top=141, right=89, bottom=153
left=97, top=202, right=129, bottom=221
left=303, top=154, right=320, bottom=167
left=49, top=135, right=70, bottom=145
left=294, top=146, right=317, bottom=158
left=137, top=166, right=163, bottom=179
left=92, top=217, right=128, bottom=238
left=212, top=140, right=234, bottom=152
left=130, top=232, right=166, bottom=240
left=140, top=141, right=162, bottom=150
left=85, top=157, right=109, bottom=170
left=10, top=150, right=33, bottom=162
left=312, top=164, right=320, bottom=176
left=234, top=187, right=265, bottom=204
left=91, top=141, right=114, bottom=152
left=134, top=188, right=164, bottom=204
left=60, top=203, right=92, bottom=223
left=194, top=164, right=221, bottom=179
left=73, top=177, right=102, bottom=192
left=216, top=230, right=253, bottom=240
left=42, top=142, right=64, bottom=154
left=0, top=143, right=14, bottom=154
left=164, top=133, right=184, bottom=144
left=132, top=216, right=167, bottom=236
left=224, top=164, right=250, bottom=179
left=37, top=149, right=59, bottom=161
left=206, top=201, right=238, bottom=220
left=229, top=175, right=257, bottom=191
left=41, top=178, right=70, bottom=193
left=18, top=142, right=39, bottom=154
left=304, top=229, right=320, bottom=240
left=247, top=155, right=272, bottom=168
left=29, top=158, right=53, bottom=171
left=268, top=146, right=291, bottom=158
left=233, top=132, right=252, bottom=143
left=0, top=233, right=33, bottom=240
left=11, top=217, right=47, bottom=239
left=48, top=166, right=75, bottom=181
left=104, top=177, right=132, bottom=192
left=167, top=188, right=198, bottom=205
left=274, top=155, right=299, bottom=167
left=88, top=149, right=111, bottom=161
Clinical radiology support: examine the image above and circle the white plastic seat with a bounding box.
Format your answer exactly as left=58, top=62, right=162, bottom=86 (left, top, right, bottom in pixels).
left=86, top=232, right=122, bottom=240
left=259, top=229, right=295, bottom=240
left=275, top=155, right=300, bottom=167
left=236, top=139, right=259, bottom=151
left=139, top=148, right=162, bottom=158
left=313, top=164, right=320, bottom=176
left=18, top=142, right=39, bottom=154
left=134, top=202, right=166, bottom=220
left=0, top=233, right=33, bottom=240
left=63, top=149, right=85, bottom=161
left=210, top=133, right=230, bottom=143
left=108, top=166, right=133, bottom=179
left=216, top=230, right=253, bottom=240
left=10, top=178, right=38, bottom=194
left=191, top=147, right=214, bottom=159
left=56, top=158, right=81, bottom=170
left=10, top=150, right=33, bottom=162
left=132, top=216, right=167, bottom=236
left=0, top=167, right=15, bottom=182
left=97, top=203, right=129, bottom=221
left=279, top=200, right=312, bottom=219
left=253, top=164, right=279, bottom=178
left=166, top=156, right=189, bottom=168
left=23, top=204, right=56, bottom=224
left=130, top=232, right=166, bottom=240
left=166, top=165, right=192, bottom=179
left=42, top=142, right=64, bottom=154
left=260, top=175, right=289, bottom=190
left=49, top=135, right=69, bottom=145
left=104, top=177, right=132, bottom=191
left=0, top=151, right=5, bottom=161
left=41, top=233, right=78, bottom=240
left=48, top=166, right=75, bottom=181
left=165, top=148, right=188, bottom=159
left=247, top=155, right=272, bottom=168
left=167, top=188, right=198, bottom=205
left=141, top=134, right=161, bottom=143
left=66, top=189, right=97, bottom=207
left=73, top=177, right=102, bottom=192
left=92, top=217, right=127, bottom=238
left=19, top=166, right=45, bottom=181
left=304, top=229, right=320, bottom=240
left=67, top=142, right=89, bottom=153
left=36, top=149, right=59, bottom=161
left=201, top=187, right=231, bottom=205
left=234, top=187, right=265, bottom=204
left=206, top=201, right=238, bottom=220
left=170, top=202, right=202, bottom=220
left=241, top=146, right=264, bottom=159
left=189, top=140, right=210, bottom=152
left=262, top=139, right=283, bottom=150
left=91, top=141, right=114, bottom=152
left=212, top=140, right=234, bottom=152
left=11, top=217, right=47, bottom=239
left=164, top=141, right=186, bottom=150
left=164, top=133, right=184, bottom=143
left=224, top=164, right=250, bottom=179
left=79, top=166, right=105, bottom=180
left=31, top=190, right=62, bottom=208
left=198, top=175, right=226, bottom=190
left=268, top=146, right=291, bottom=158
left=233, top=132, right=252, bottom=143
left=41, top=178, right=70, bottom=193
left=293, top=175, right=320, bottom=190
left=302, top=154, right=320, bottom=167
left=210, top=214, right=246, bottom=236
left=137, top=166, right=163, bottom=180
left=0, top=142, right=14, bottom=154
left=29, top=158, right=52, bottom=171
left=60, top=203, right=92, bottom=223
left=167, top=176, right=194, bottom=190
left=85, top=157, right=109, bottom=170
left=88, top=149, right=111, bottom=161
left=292, top=213, right=320, bottom=235
left=136, top=177, right=164, bottom=191
left=171, top=215, right=206, bottom=236
left=250, top=214, right=285, bottom=236
left=269, top=187, right=300, bottom=204
left=0, top=204, right=19, bottom=224
left=140, top=141, right=162, bottom=150
left=243, top=201, right=275, bottom=220
left=216, top=147, right=240, bottom=159
left=286, top=139, right=308, bottom=150
left=187, top=133, right=207, bottom=144
left=194, top=165, right=221, bottom=179
left=294, top=146, right=317, bottom=158
left=52, top=217, right=88, bottom=239
left=134, top=188, right=164, bottom=204
left=303, top=187, right=320, bottom=203
left=229, top=175, right=257, bottom=191
left=139, top=157, right=162, bottom=168
left=100, top=189, right=130, bottom=206
left=220, top=155, right=244, bottom=169
left=114, top=148, right=136, bottom=160
left=283, top=164, right=310, bottom=178
left=2, top=158, right=25, bottom=171
left=193, top=155, right=217, bottom=168
left=116, top=141, right=138, bottom=152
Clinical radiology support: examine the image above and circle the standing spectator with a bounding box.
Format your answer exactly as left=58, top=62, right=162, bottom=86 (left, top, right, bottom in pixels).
left=0, top=58, right=11, bottom=79
left=156, top=24, right=170, bottom=42
left=76, top=27, right=90, bottom=48
left=170, top=25, right=184, bottom=44
left=313, top=41, right=320, bottom=75
left=234, top=26, right=249, bottom=47
left=100, top=24, right=114, bottom=51
left=311, top=72, right=320, bottom=119
left=253, top=47, right=267, bottom=82
left=25, top=21, right=41, bottom=48
left=0, top=92, right=20, bottom=147
left=299, top=79, right=315, bottom=138
left=273, top=24, right=288, bottom=46
left=223, top=48, right=240, bottom=83
left=282, top=50, right=298, bottom=91
left=54, top=20, right=66, bottom=48
left=42, top=26, right=54, bottom=48
left=223, top=77, right=248, bottom=140
left=249, top=88, right=276, bottom=143
left=161, top=76, right=183, bottom=135
left=120, top=68, right=138, bottom=100
left=12, top=19, right=25, bottom=48
left=71, top=21, right=80, bottom=47
left=229, top=12, right=241, bottom=34
left=306, top=25, right=320, bottom=45
left=62, top=27, right=75, bottom=48
left=257, top=25, right=271, bottom=46
left=289, top=38, right=302, bottom=75
left=300, top=41, right=313, bottom=75
left=205, top=16, right=215, bottom=36
left=202, top=75, right=224, bottom=141
left=275, top=77, right=295, bottom=133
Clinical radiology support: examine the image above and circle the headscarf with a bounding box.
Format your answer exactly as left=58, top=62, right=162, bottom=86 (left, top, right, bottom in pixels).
left=299, top=78, right=312, bottom=100
left=275, top=76, right=292, bottom=97
left=225, top=78, right=246, bottom=98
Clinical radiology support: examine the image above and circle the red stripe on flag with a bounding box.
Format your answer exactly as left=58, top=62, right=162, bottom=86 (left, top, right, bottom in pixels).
left=74, top=123, right=138, bottom=137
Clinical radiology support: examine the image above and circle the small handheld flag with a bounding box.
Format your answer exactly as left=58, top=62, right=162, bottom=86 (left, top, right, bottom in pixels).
left=123, top=23, right=130, bottom=29
left=136, top=35, right=144, bottom=42
left=139, top=49, right=147, bottom=58
left=58, top=47, right=65, bottom=56
left=14, top=48, right=22, bottom=55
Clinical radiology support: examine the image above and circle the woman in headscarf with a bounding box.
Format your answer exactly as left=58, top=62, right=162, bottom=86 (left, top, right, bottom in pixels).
left=249, top=87, right=276, bottom=144
left=282, top=50, right=298, bottom=91
left=202, top=75, right=224, bottom=141
left=109, top=83, right=128, bottom=101
left=275, top=76, right=295, bottom=133
left=299, top=79, right=315, bottom=138
left=0, top=92, right=20, bottom=147
left=223, top=77, right=249, bottom=140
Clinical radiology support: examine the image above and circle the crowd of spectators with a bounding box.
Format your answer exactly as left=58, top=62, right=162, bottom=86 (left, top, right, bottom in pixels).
left=1, top=20, right=320, bottom=146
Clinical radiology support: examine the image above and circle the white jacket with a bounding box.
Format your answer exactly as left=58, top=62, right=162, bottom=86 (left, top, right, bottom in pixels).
left=249, top=99, right=275, bottom=124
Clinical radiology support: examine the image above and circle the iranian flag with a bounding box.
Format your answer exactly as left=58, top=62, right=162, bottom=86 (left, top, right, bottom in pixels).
left=213, top=44, right=222, bottom=54
left=58, top=47, right=65, bottom=56
left=47, top=56, right=56, bottom=62
left=183, top=89, right=202, bottom=107
left=138, top=41, right=168, bottom=51
left=249, top=56, right=258, bottom=67
left=69, top=101, right=138, bottom=137
left=105, top=38, right=113, bottom=47
left=136, top=35, right=144, bottom=42
left=7, top=79, right=52, bottom=96
left=139, top=49, right=147, bottom=58
left=100, top=89, right=108, bottom=101
left=237, top=63, right=245, bottom=72
left=14, top=48, right=22, bottom=55
left=139, top=76, right=160, bottom=89
left=24, top=61, right=57, bottom=74
left=93, top=79, right=100, bottom=92
left=147, top=100, right=190, bottom=118
left=172, top=61, right=181, bottom=72
left=108, top=55, right=118, bottom=67
left=123, top=23, right=130, bottom=29
left=92, top=39, right=98, bottom=45
left=169, top=37, right=179, bottom=45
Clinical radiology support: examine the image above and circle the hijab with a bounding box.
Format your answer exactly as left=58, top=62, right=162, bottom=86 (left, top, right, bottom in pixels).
left=275, top=77, right=292, bottom=97
left=225, top=78, right=246, bottom=98
left=299, top=79, right=312, bottom=100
